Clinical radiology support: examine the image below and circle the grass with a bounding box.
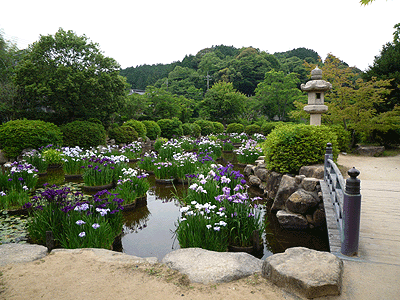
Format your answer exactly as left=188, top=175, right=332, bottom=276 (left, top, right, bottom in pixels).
left=381, top=147, right=400, bottom=157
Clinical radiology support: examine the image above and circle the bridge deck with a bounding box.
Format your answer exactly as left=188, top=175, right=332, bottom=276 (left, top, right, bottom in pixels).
left=322, top=178, right=400, bottom=265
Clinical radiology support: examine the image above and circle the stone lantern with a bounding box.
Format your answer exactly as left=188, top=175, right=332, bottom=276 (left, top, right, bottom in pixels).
left=301, top=67, right=332, bottom=126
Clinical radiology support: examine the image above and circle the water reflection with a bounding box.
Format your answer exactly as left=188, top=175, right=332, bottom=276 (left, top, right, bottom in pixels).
left=33, top=155, right=329, bottom=261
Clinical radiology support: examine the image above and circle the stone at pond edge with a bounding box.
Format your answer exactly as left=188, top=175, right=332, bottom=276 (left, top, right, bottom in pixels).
left=271, top=175, right=298, bottom=211
left=262, top=247, right=343, bottom=299
left=0, top=243, right=48, bottom=266
left=276, top=210, right=308, bottom=229
left=162, top=248, right=262, bottom=284
left=299, top=165, right=324, bottom=179
left=285, top=189, right=319, bottom=215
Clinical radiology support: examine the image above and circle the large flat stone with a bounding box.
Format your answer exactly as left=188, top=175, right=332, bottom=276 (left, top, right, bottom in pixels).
left=162, top=248, right=262, bottom=284
left=262, top=247, right=343, bottom=299
left=0, top=243, right=48, bottom=266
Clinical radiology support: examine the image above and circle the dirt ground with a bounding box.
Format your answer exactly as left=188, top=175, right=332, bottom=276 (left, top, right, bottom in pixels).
left=1, top=154, right=399, bottom=300
left=0, top=249, right=286, bottom=300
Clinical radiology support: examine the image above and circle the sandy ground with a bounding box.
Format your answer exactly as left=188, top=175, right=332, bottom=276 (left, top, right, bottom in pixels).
left=0, top=250, right=286, bottom=300
left=1, top=154, right=399, bottom=300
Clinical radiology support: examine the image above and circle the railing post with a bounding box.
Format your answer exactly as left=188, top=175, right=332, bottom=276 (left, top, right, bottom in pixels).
left=324, top=142, right=333, bottom=179
left=341, top=167, right=362, bottom=256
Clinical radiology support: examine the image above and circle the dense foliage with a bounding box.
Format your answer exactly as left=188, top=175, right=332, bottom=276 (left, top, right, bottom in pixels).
left=226, top=123, right=245, bottom=134
left=123, top=119, right=147, bottom=139
left=61, top=121, right=106, bottom=149
left=108, top=125, right=138, bottom=144
left=157, top=117, right=183, bottom=139
left=12, top=28, right=128, bottom=125
left=142, top=120, right=161, bottom=140
left=262, top=124, right=339, bottom=174
left=0, top=119, right=63, bottom=158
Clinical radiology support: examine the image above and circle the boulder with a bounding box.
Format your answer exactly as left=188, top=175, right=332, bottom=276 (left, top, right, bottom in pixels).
left=271, top=175, right=298, bottom=211
left=276, top=210, right=308, bottom=229
left=355, top=145, right=385, bottom=156
left=255, top=168, right=269, bottom=182
left=286, top=189, right=319, bottom=215
left=265, top=171, right=283, bottom=200
left=295, top=174, right=306, bottom=185
left=262, top=247, right=343, bottom=299
left=313, top=208, right=326, bottom=227
left=302, top=177, right=320, bottom=192
left=162, top=248, right=262, bottom=284
left=299, top=165, right=324, bottom=179
left=0, top=243, right=48, bottom=266
left=243, top=164, right=254, bottom=176
left=248, top=175, right=261, bottom=187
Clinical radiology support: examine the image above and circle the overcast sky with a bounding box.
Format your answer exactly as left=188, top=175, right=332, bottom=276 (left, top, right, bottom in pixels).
left=1, top=0, right=400, bottom=72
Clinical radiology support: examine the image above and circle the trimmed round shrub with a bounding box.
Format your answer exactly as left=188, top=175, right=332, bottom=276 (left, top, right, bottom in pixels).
left=61, top=121, right=106, bottom=149
left=123, top=119, right=147, bottom=139
left=226, top=123, right=245, bottom=134
left=157, top=117, right=183, bottom=139
left=212, top=122, right=224, bottom=134
left=142, top=120, right=161, bottom=140
left=190, top=123, right=201, bottom=137
left=260, top=122, right=284, bottom=136
left=182, top=123, right=192, bottom=136
left=262, top=124, right=339, bottom=174
left=0, top=119, right=63, bottom=158
left=194, top=120, right=214, bottom=136
left=245, top=124, right=261, bottom=136
left=108, top=125, right=138, bottom=144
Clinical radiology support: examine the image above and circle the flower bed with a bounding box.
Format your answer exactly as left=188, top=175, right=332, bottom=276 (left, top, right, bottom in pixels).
left=176, top=163, right=266, bottom=251
left=25, top=186, right=124, bottom=250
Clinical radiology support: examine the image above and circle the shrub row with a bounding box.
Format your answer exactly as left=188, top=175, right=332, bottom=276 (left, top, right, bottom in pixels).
left=0, top=118, right=355, bottom=159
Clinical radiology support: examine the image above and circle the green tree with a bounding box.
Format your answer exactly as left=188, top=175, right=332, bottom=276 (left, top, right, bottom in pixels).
left=293, top=54, right=395, bottom=146
left=199, top=81, right=246, bottom=125
left=254, top=70, right=305, bottom=121
left=230, top=47, right=281, bottom=96
left=363, top=23, right=400, bottom=113
left=13, top=28, right=128, bottom=125
left=144, top=86, right=182, bottom=121
left=0, top=31, right=21, bottom=122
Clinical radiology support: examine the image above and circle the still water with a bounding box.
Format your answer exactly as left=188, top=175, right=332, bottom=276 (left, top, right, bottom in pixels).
left=120, top=174, right=330, bottom=262
left=36, top=157, right=329, bottom=262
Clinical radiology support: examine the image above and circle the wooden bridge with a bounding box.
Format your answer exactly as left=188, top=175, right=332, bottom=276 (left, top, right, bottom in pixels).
left=321, top=150, right=400, bottom=299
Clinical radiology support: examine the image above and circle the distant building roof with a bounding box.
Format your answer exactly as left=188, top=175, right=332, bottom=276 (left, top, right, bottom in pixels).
left=129, top=89, right=145, bottom=95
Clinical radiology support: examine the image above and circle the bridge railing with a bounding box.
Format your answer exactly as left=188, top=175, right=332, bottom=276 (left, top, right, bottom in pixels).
left=324, top=143, right=362, bottom=257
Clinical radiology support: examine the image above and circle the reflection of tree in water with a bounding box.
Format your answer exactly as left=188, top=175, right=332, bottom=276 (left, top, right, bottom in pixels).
left=148, top=180, right=186, bottom=204
left=122, top=205, right=151, bottom=234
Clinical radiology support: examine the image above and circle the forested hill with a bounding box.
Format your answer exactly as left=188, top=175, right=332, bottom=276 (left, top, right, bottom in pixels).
left=119, top=45, right=321, bottom=96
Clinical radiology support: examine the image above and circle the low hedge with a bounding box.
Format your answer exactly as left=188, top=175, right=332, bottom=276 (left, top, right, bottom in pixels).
left=108, top=125, right=138, bottom=144
left=157, top=117, right=183, bottom=139
left=61, top=121, right=106, bottom=149
left=142, top=120, right=161, bottom=140
left=262, top=124, right=339, bottom=174
left=0, top=119, right=63, bottom=158
left=226, top=123, right=244, bottom=134
left=123, top=120, right=147, bottom=139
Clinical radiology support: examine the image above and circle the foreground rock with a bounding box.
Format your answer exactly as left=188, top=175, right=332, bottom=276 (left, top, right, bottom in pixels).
left=262, top=247, right=343, bottom=299
left=162, top=248, right=262, bottom=284
left=0, top=243, right=48, bottom=266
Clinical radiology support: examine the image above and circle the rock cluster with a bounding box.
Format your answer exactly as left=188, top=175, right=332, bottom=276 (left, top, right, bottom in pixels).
left=244, top=157, right=326, bottom=230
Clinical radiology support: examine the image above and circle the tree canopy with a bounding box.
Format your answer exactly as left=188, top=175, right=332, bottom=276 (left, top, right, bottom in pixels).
left=255, top=70, right=305, bottom=121
left=199, top=81, right=246, bottom=125
left=13, top=28, right=128, bottom=125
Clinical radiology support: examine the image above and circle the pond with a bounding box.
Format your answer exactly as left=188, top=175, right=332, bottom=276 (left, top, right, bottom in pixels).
left=2, top=153, right=330, bottom=261
left=120, top=173, right=329, bottom=261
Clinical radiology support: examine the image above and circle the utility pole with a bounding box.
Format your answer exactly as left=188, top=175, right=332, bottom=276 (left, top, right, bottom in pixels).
left=205, top=72, right=212, bottom=91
